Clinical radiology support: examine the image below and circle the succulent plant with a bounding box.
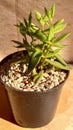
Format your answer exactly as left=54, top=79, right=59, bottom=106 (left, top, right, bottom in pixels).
left=13, top=4, right=70, bottom=85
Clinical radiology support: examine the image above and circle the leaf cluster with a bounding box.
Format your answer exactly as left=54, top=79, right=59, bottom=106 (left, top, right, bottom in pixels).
left=13, top=4, right=70, bottom=85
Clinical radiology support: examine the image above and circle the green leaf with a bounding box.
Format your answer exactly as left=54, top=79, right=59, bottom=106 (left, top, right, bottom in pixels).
left=43, top=15, right=49, bottom=23
left=33, top=70, right=43, bottom=85
left=19, top=22, right=27, bottom=36
left=50, top=3, right=55, bottom=18
left=45, top=4, right=55, bottom=21
left=45, top=59, right=69, bottom=70
left=45, top=8, right=51, bottom=21
left=40, top=19, right=45, bottom=26
left=53, top=19, right=67, bottom=33
left=28, top=49, right=42, bottom=73
left=12, top=40, right=25, bottom=48
left=24, top=18, right=28, bottom=27
left=35, top=11, right=45, bottom=26
left=54, top=23, right=67, bottom=33
left=28, top=12, right=32, bottom=25
left=35, top=42, right=43, bottom=49
left=48, top=26, right=54, bottom=41
left=54, top=19, right=64, bottom=26
left=47, top=49, right=61, bottom=58
left=23, top=39, right=33, bottom=52
left=52, top=42, right=66, bottom=48
left=35, top=11, right=42, bottom=21
left=55, top=54, right=67, bottom=66
left=54, top=33, right=70, bottom=42
left=31, top=23, right=38, bottom=31
left=29, top=26, right=36, bottom=34
left=34, top=30, right=47, bottom=41
left=24, top=23, right=38, bottom=36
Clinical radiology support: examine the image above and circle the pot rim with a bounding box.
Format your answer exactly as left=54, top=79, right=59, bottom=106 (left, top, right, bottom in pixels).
left=0, top=50, right=70, bottom=94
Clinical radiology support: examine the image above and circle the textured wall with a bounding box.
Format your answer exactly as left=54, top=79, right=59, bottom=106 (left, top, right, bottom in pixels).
left=0, top=0, right=73, bottom=62
left=0, top=0, right=17, bottom=60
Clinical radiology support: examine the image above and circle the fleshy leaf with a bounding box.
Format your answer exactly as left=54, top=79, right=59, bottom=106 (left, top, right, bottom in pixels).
left=55, top=54, right=67, bottom=66
left=54, top=23, right=67, bottom=33
left=54, top=19, right=64, bottom=26
left=47, top=49, right=61, bottom=58
left=35, top=42, right=43, bottom=49
left=31, top=23, right=38, bottom=31
left=48, top=26, right=54, bottom=41
left=45, top=4, right=55, bottom=21
left=35, top=11, right=42, bottom=21
left=19, top=22, right=27, bottom=36
left=24, top=18, right=28, bottom=27
left=23, top=39, right=33, bottom=52
left=35, top=11, right=45, bottom=26
left=12, top=40, right=25, bottom=48
left=33, top=70, right=43, bottom=85
left=54, top=33, right=70, bottom=42
left=43, top=15, right=49, bottom=23
left=52, top=42, right=66, bottom=48
left=28, top=12, right=32, bottom=25
left=45, top=59, right=69, bottom=70
left=28, top=49, right=42, bottom=73
left=50, top=3, right=55, bottom=18
left=34, top=30, right=47, bottom=41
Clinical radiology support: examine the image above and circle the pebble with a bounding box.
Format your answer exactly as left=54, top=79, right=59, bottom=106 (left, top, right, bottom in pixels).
left=1, top=63, right=67, bottom=92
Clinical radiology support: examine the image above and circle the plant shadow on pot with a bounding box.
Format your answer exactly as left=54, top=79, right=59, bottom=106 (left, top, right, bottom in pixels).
left=0, top=51, right=70, bottom=128
left=0, top=81, right=15, bottom=123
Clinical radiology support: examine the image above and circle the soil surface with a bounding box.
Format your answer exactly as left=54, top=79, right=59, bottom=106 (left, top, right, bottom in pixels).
left=0, top=51, right=67, bottom=92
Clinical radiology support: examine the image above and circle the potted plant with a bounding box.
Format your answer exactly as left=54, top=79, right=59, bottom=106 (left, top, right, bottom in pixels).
left=0, top=4, right=70, bottom=128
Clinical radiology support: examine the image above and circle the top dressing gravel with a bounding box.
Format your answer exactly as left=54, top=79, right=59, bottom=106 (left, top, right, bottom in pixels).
left=1, top=63, right=66, bottom=92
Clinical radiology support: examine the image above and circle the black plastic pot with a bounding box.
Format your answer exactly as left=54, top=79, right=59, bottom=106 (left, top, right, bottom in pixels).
left=0, top=51, right=69, bottom=128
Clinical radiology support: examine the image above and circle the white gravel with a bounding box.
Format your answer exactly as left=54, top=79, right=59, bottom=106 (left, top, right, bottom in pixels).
left=1, top=63, right=67, bottom=92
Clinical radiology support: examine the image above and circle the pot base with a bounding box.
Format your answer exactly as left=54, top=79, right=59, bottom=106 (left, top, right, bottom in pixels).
left=15, top=115, right=53, bottom=128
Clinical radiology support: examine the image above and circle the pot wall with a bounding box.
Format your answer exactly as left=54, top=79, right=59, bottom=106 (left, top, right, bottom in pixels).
left=5, top=83, right=63, bottom=128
